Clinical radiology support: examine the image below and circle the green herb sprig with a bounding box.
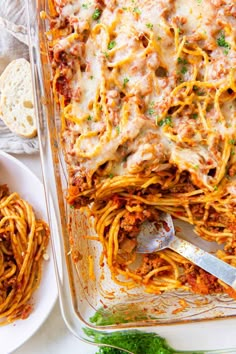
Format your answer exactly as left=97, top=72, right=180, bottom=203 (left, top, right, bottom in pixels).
left=217, top=32, right=231, bottom=55
left=157, top=116, right=173, bottom=127
left=92, top=8, right=101, bottom=20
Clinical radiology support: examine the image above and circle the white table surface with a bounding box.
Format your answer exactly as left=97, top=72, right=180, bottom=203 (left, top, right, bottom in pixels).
left=12, top=152, right=97, bottom=354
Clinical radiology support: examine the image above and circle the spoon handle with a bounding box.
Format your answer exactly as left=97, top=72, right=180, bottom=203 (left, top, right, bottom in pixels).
left=169, top=235, right=236, bottom=289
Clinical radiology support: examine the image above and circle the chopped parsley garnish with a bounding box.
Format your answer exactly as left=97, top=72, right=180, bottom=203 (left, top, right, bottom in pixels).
left=148, top=108, right=155, bottom=115
left=197, top=91, right=205, bottom=96
left=177, top=57, right=188, bottom=65
left=148, top=101, right=155, bottom=115
left=229, top=139, right=236, bottom=145
left=123, top=77, right=129, bottom=88
left=157, top=36, right=162, bottom=41
left=133, top=7, right=141, bottom=14
left=177, top=57, right=188, bottom=77
left=223, top=49, right=230, bottom=55
left=217, top=32, right=231, bottom=53
left=158, top=116, right=173, bottom=127
left=193, top=86, right=205, bottom=96
left=116, top=125, right=120, bottom=134
left=82, top=3, right=88, bottom=9
left=197, top=0, right=202, bottom=4
left=87, top=115, right=92, bottom=121
left=191, top=113, right=198, bottom=119
left=180, top=66, right=188, bottom=74
left=194, top=164, right=199, bottom=170
left=109, top=173, right=114, bottom=179
left=146, top=23, right=153, bottom=30
left=92, top=8, right=101, bottom=20
left=102, top=51, right=109, bottom=58
left=90, top=75, right=94, bottom=80
left=213, top=185, right=218, bottom=191
left=108, top=40, right=116, bottom=50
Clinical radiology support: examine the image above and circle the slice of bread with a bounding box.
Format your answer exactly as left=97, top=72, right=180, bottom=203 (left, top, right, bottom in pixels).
left=0, top=58, right=37, bottom=138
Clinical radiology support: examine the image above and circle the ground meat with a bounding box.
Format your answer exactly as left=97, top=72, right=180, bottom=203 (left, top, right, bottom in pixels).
left=224, top=4, right=236, bottom=17
left=136, top=255, right=166, bottom=276
left=228, top=163, right=236, bottom=177
left=191, top=204, right=205, bottom=219
left=55, top=75, right=72, bottom=103
left=210, top=0, right=225, bottom=7
left=181, top=264, right=223, bottom=294
left=170, top=183, right=196, bottom=193
left=120, top=211, right=147, bottom=233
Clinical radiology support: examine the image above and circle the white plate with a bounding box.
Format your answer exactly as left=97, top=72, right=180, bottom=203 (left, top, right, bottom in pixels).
left=0, top=151, right=58, bottom=354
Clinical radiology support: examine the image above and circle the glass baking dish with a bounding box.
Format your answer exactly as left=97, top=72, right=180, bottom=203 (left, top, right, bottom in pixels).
left=26, top=0, right=236, bottom=352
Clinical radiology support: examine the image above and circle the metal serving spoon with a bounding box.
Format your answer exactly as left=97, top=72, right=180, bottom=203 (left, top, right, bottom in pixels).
left=136, top=213, right=236, bottom=289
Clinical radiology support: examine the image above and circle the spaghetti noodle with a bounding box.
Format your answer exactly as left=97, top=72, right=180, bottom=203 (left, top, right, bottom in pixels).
left=0, top=185, right=50, bottom=325
left=47, top=0, right=236, bottom=296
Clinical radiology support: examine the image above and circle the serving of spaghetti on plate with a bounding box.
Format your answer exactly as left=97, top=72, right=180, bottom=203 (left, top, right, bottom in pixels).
left=0, top=151, right=57, bottom=353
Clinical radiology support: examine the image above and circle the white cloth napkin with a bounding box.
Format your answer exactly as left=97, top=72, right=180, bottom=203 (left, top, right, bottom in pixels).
left=0, top=0, right=39, bottom=154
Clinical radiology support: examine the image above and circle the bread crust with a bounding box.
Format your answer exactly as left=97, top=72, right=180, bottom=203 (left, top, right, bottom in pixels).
left=0, top=58, right=37, bottom=139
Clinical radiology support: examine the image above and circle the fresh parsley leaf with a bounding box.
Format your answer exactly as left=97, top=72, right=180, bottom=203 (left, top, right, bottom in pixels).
left=229, top=139, right=236, bottom=145
left=181, top=66, right=188, bottom=74
left=148, top=108, right=155, bottom=115
left=108, top=40, right=116, bottom=50
left=102, top=51, right=109, bottom=58
left=116, top=126, right=120, bottom=134
left=133, top=7, right=141, bottom=14
left=223, top=49, right=229, bottom=55
left=146, top=23, right=153, bottom=30
left=177, top=57, right=188, bottom=65
left=123, top=77, right=129, bottom=88
left=158, top=116, right=172, bottom=127
left=92, top=8, right=101, bottom=20
left=87, top=115, right=92, bottom=121
left=217, top=32, right=231, bottom=50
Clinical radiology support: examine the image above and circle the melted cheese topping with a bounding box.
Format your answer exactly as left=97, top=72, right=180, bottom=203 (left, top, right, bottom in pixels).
left=48, top=0, right=236, bottom=193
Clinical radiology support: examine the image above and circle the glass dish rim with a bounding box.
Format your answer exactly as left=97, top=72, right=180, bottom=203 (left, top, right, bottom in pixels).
left=25, top=0, right=236, bottom=351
